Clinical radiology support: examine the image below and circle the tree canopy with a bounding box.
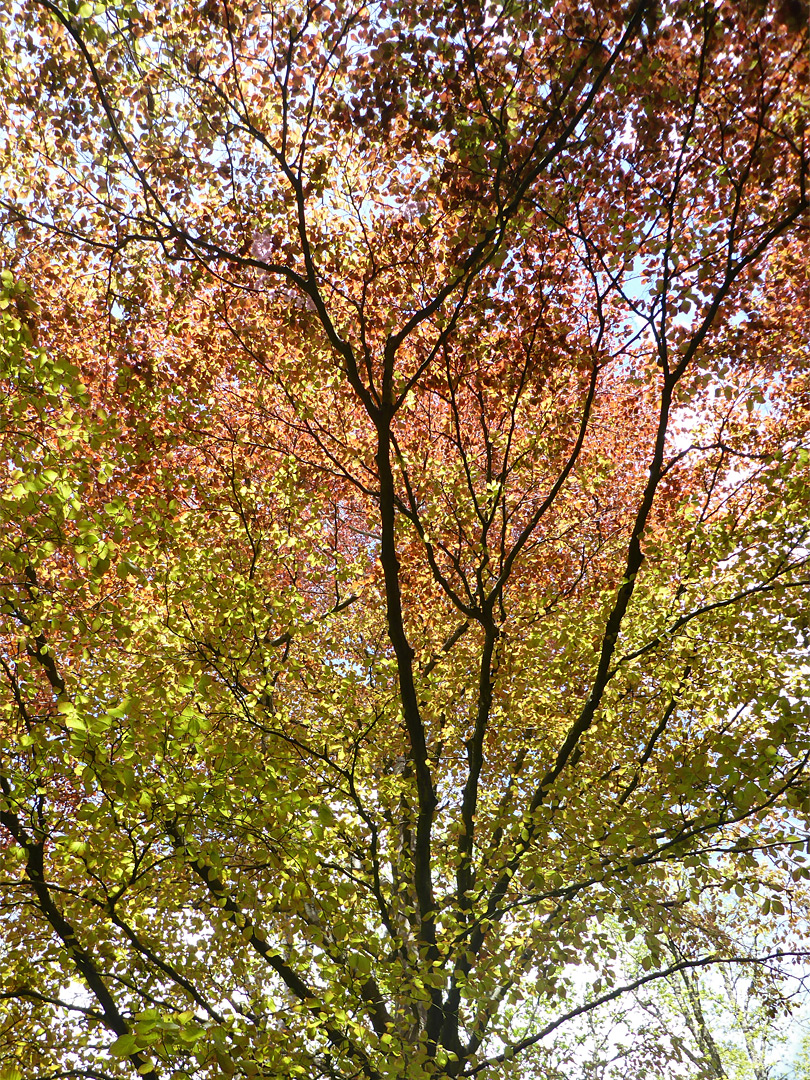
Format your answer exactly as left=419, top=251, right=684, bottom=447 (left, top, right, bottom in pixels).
left=0, top=0, right=809, bottom=1077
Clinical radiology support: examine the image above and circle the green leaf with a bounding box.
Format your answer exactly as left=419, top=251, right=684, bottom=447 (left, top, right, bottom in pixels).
left=109, top=1033, right=138, bottom=1056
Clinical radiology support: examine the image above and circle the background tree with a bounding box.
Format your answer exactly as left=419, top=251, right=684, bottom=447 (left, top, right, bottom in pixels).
left=0, top=0, right=809, bottom=1077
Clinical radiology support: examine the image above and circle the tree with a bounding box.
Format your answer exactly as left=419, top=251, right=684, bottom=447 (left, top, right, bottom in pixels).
left=0, top=0, right=809, bottom=1077
left=570, top=917, right=810, bottom=1079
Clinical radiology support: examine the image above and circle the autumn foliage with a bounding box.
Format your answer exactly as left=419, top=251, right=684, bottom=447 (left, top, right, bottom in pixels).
left=0, top=0, right=809, bottom=1077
